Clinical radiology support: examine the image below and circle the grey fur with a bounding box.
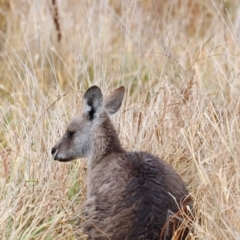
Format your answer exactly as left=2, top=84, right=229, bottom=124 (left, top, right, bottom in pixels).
left=51, top=86, right=192, bottom=240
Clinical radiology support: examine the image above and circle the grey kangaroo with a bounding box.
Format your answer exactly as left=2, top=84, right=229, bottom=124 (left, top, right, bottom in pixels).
left=51, top=86, right=192, bottom=240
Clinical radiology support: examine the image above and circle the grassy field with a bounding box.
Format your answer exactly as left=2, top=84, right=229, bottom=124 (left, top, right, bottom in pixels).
left=0, top=0, right=240, bottom=239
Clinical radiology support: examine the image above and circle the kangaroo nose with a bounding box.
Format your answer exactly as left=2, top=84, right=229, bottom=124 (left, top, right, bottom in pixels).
left=51, top=148, right=57, bottom=155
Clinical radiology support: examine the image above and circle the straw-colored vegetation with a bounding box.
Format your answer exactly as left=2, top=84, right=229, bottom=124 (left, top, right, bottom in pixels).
left=0, top=0, right=240, bottom=239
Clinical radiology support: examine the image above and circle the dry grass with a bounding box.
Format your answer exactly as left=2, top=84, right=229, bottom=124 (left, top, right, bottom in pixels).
left=0, top=0, right=240, bottom=239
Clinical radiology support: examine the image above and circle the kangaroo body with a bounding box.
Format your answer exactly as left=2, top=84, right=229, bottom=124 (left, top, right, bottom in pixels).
left=52, top=86, right=191, bottom=240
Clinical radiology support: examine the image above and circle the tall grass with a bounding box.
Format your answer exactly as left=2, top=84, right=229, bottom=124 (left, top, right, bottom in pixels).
left=0, top=0, right=240, bottom=239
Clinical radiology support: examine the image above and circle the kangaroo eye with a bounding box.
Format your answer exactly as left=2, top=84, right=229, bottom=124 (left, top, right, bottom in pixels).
left=67, top=131, right=75, bottom=138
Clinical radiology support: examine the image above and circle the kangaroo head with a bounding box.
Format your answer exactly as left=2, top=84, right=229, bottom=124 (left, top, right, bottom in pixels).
left=51, top=86, right=125, bottom=162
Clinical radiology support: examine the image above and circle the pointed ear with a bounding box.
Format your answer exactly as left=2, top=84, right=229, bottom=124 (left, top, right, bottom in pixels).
left=84, top=86, right=103, bottom=120
left=104, top=86, right=125, bottom=115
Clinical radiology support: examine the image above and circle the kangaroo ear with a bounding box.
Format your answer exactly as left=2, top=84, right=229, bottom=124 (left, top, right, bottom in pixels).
left=84, top=86, right=103, bottom=120
left=104, top=86, right=125, bottom=115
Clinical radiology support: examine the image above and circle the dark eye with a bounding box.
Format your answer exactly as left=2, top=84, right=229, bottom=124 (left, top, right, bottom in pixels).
left=67, top=131, right=75, bottom=138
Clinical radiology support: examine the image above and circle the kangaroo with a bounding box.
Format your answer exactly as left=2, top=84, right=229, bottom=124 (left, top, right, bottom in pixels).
left=51, top=86, right=192, bottom=240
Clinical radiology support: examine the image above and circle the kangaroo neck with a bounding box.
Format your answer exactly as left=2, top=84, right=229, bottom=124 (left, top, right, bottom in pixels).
left=88, top=112, right=123, bottom=170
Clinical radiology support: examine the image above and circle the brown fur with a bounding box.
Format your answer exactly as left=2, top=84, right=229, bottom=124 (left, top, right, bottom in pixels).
left=51, top=86, right=192, bottom=239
